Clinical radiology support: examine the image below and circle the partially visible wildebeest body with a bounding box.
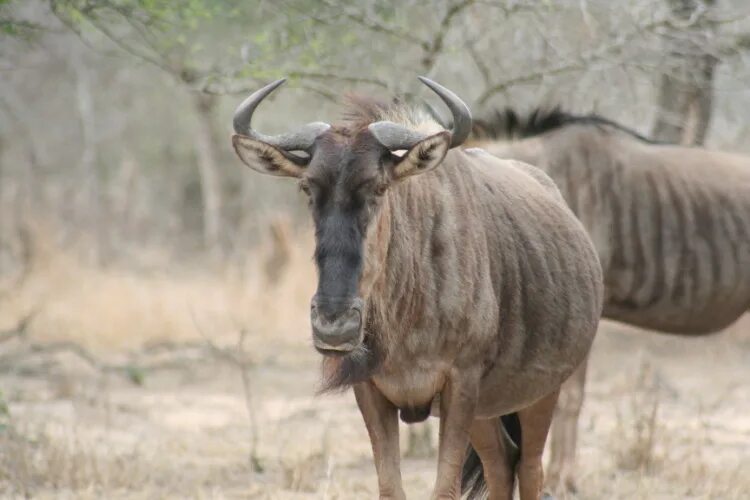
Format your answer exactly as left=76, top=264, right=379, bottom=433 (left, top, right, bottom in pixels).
left=468, top=108, right=750, bottom=493
left=231, top=80, right=604, bottom=499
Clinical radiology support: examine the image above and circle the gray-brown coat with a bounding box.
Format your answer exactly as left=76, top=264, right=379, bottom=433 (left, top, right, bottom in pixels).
left=469, top=108, right=750, bottom=492
left=232, top=82, right=604, bottom=500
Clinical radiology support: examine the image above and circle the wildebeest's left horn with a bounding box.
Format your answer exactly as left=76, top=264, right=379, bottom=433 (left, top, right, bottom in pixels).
left=368, top=77, right=472, bottom=151
left=417, top=76, right=472, bottom=148
left=233, top=78, right=330, bottom=151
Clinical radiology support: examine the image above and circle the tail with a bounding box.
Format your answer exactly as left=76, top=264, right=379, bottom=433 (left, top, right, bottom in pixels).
left=461, top=413, right=522, bottom=499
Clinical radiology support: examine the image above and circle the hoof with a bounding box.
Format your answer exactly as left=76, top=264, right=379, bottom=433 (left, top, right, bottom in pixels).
left=542, top=494, right=556, bottom=500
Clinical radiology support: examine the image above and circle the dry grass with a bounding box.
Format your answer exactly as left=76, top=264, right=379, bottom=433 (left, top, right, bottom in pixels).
left=1, top=229, right=750, bottom=499
left=0, top=226, right=317, bottom=354
left=611, top=357, right=663, bottom=472
left=1, top=422, right=148, bottom=498
left=0, top=417, right=265, bottom=499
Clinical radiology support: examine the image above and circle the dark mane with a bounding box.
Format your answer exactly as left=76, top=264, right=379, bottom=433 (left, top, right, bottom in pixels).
left=337, top=94, right=442, bottom=136
left=472, top=107, right=656, bottom=144
left=340, top=94, right=392, bottom=131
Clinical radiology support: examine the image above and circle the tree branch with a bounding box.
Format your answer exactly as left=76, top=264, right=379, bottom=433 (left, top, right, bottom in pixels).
left=0, top=311, right=35, bottom=344
left=314, top=0, right=426, bottom=47
left=421, top=0, right=478, bottom=72
left=51, top=3, right=174, bottom=76
left=477, top=14, right=674, bottom=104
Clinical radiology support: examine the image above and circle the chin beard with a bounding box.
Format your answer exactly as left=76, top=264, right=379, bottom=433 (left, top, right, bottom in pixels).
left=318, top=337, right=380, bottom=393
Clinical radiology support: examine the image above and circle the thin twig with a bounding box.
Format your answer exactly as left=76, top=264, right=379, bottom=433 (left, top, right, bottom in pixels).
left=236, top=329, right=262, bottom=471
left=477, top=14, right=674, bottom=104
left=315, top=0, right=426, bottom=47
left=420, top=0, right=477, bottom=72
left=0, top=310, right=36, bottom=344
left=189, top=309, right=262, bottom=470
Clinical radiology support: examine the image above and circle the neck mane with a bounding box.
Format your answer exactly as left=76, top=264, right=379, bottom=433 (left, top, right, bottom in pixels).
left=472, top=107, right=657, bottom=144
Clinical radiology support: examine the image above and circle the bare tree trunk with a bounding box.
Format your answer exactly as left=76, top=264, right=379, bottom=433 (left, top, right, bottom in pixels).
left=0, top=86, right=43, bottom=286
left=651, top=0, right=717, bottom=145
left=0, top=86, right=43, bottom=226
left=72, top=49, right=106, bottom=264
left=191, top=92, right=223, bottom=258
left=111, top=151, right=139, bottom=244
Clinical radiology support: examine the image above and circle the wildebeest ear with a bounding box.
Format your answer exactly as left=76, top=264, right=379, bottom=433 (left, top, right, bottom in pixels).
left=390, top=131, right=450, bottom=181
left=232, top=134, right=305, bottom=178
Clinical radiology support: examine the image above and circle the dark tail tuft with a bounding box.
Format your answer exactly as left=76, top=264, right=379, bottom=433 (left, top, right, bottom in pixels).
left=501, top=413, right=522, bottom=448
left=461, top=444, right=487, bottom=499
left=461, top=413, right=522, bottom=499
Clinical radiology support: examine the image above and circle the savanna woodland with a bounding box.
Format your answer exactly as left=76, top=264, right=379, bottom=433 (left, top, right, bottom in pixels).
left=1, top=1, right=750, bottom=499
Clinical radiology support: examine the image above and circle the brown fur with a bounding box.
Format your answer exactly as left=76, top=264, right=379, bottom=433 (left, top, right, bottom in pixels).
left=470, top=112, right=750, bottom=332
left=351, top=147, right=603, bottom=414
left=469, top=108, right=750, bottom=494
left=233, top=98, right=604, bottom=499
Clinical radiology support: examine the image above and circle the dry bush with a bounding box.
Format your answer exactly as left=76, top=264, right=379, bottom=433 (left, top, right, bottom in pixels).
left=611, top=357, right=663, bottom=473
left=595, top=344, right=750, bottom=500
left=262, top=216, right=294, bottom=287
left=280, top=450, right=327, bottom=493
left=277, top=420, right=335, bottom=494
left=0, top=422, right=151, bottom=498
left=655, top=405, right=750, bottom=499
left=0, top=419, right=265, bottom=499
left=0, top=225, right=316, bottom=354
left=0, top=225, right=322, bottom=497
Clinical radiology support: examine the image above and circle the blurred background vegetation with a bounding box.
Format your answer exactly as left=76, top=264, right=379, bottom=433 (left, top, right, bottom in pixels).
left=1, top=2, right=750, bottom=498
left=1, top=0, right=749, bottom=270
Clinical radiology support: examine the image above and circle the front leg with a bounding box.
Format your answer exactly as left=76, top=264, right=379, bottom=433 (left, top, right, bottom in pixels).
left=433, top=369, right=481, bottom=500
left=353, top=381, right=405, bottom=500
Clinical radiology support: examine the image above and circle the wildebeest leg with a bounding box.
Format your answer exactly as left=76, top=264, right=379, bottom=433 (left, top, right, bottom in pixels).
left=432, top=372, right=480, bottom=500
left=517, top=390, right=560, bottom=500
left=468, top=418, right=516, bottom=500
left=353, top=381, right=406, bottom=500
left=546, top=356, right=589, bottom=494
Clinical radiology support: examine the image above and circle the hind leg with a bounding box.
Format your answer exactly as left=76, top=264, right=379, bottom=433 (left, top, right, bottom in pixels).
left=468, top=418, right=517, bottom=500
left=517, top=390, right=560, bottom=500
left=546, top=357, right=588, bottom=494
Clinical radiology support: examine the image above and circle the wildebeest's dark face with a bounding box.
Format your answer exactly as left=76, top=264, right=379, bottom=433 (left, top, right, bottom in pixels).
left=233, top=129, right=450, bottom=355
left=302, top=131, right=390, bottom=355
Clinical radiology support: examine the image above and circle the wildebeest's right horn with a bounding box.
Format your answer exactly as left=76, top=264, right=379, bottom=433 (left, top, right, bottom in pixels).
left=368, top=77, right=472, bottom=151
left=233, top=78, right=330, bottom=151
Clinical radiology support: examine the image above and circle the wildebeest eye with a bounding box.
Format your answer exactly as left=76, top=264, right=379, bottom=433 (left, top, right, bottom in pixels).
left=374, top=184, right=387, bottom=196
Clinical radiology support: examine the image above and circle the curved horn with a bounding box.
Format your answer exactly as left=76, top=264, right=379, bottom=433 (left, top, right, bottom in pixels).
left=417, top=76, right=472, bottom=148
left=368, top=121, right=429, bottom=152
left=233, top=78, right=330, bottom=151
left=368, top=77, right=472, bottom=151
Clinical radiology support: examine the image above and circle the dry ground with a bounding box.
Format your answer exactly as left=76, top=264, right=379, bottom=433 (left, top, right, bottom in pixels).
left=1, top=237, right=749, bottom=499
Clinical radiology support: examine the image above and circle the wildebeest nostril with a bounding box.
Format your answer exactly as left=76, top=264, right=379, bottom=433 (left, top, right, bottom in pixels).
left=311, top=306, right=362, bottom=348
left=311, top=296, right=360, bottom=323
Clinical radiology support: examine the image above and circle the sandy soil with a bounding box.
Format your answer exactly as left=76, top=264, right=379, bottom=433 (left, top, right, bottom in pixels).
left=1, top=317, right=749, bottom=499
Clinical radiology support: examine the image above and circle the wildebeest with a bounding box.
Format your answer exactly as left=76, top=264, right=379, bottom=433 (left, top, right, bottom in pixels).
left=231, top=79, right=604, bottom=499
left=468, top=108, right=750, bottom=493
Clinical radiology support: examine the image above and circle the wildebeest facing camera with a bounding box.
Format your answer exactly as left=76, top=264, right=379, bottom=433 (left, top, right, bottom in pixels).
left=2, top=1, right=750, bottom=499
